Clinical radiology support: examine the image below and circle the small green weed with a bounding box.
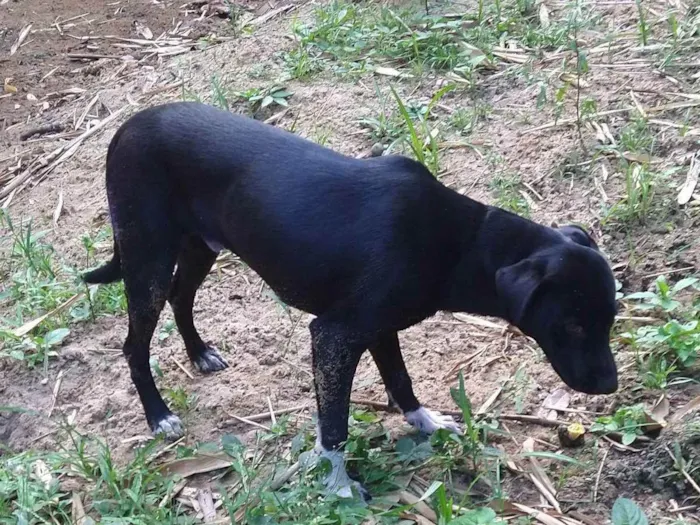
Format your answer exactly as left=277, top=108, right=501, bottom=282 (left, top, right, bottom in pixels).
left=235, top=85, right=294, bottom=113
left=619, top=117, right=654, bottom=154
left=620, top=276, right=700, bottom=384
left=158, top=319, right=177, bottom=342
left=611, top=497, right=648, bottom=525
left=625, top=276, right=698, bottom=316
left=635, top=0, right=650, bottom=46
left=450, top=103, right=491, bottom=136
left=590, top=404, right=649, bottom=445
left=282, top=45, right=323, bottom=79
left=165, top=386, right=197, bottom=413
left=210, top=74, right=232, bottom=111
left=603, top=164, right=656, bottom=225
left=490, top=173, right=530, bottom=217
left=388, top=83, right=454, bottom=176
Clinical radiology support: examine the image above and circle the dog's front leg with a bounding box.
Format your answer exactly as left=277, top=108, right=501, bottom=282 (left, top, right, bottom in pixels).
left=370, top=333, right=460, bottom=434
left=309, top=317, right=369, bottom=500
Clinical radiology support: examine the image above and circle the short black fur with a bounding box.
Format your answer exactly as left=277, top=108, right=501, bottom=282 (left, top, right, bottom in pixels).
left=84, top=102, right=618, bottom=490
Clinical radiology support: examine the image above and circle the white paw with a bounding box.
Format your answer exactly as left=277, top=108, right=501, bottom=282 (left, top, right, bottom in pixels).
left=152, top=414, right=184, bottom=440
left=303, top=447, right=369, bottom=500
left=405, top=407, right=461, bottom=434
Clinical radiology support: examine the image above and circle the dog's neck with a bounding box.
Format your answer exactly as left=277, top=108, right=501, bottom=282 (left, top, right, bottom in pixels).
left=440, top=203, right=555, bottom=319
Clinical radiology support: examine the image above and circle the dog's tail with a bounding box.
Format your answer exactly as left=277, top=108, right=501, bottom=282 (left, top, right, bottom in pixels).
left=83, top=241, right=122, bottom=284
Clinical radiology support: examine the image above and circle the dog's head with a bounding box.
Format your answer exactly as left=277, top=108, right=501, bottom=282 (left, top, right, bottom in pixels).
left=495, top=225, right=618, bottom=395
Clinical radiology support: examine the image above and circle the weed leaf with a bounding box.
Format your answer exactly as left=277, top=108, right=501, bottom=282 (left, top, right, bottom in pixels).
left=611, top=497, right=648, bottom=525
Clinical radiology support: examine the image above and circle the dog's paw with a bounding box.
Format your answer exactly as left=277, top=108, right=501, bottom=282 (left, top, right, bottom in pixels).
left=302, top=448, right=371, bottom=502
left=193, top=346, right=229, bottom=374
left=151, top=414, right=184, bottom=440
left=331, top=478, right=371, bottom=501
left=405, top=407, right=461, bottom=434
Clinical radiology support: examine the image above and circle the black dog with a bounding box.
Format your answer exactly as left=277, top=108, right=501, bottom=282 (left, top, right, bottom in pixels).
left=84, top=102, right=618, bottom=498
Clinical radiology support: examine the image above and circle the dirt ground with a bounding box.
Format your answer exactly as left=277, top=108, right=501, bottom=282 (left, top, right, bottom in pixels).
left=1, top=0, right=700, bottom=522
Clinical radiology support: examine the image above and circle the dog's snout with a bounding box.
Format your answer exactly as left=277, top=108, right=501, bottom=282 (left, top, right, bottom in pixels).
left=594, top=371, right=618, bottom=394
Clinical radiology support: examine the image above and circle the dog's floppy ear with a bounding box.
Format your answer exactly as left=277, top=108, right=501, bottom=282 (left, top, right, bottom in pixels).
left=495, top=258, right=547, bottom=324
left=558, top=224, right=598, bottom=250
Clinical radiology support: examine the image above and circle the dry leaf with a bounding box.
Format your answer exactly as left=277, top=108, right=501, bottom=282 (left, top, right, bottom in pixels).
left=71, top=492, right=85, bottom=521
left=492, top=50, right=528, bottom=64
left=10, top=24, right=33, bottom=55
left=160, top=453, right=232, bottom=478
left=33, top=460, right=52, bottom=489
left=623, top=152, right=655, bottom=163
left=538, top=388, right=571, bottom=420
left=4, top=78, right=17, bottom=94
left=560, top=73, right=590, bottom=89
left=600, top=123, right=615, bottom=145
left=651, top=394, right=670, bottom=424
left=134, top=21, right=153, bottom=40
left=452, top=313, right=504, bottom=330
left=644, top=394, right=670, bottom=435
left=399, top=512, right=436, bottom=525
left=197, top=488, right=217, bottom=522
left=398, top=491, right=438, bottom=522
left=678, top=153, right=699, bottom=205
left=522, top=438, right=560, bottom=512
left=374, top=66, right=402, bottom=77
left=669, top=394, right=700, bottom=424
left=591, top=121, right=607, bottom=144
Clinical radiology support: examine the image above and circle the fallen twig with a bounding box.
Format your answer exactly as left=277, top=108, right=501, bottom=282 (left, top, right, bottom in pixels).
left=48, top=370, right=65, bottom=418
left=10, top=24, right=32, bottom=55
left=350, top=397, right=401, bottom=413
left=221, top=404, right=309, bottom=425
left=20, top=123, right=65, bottom=141
left=171, top=356, right=194, bottom=379
left=226, top=413, right=271, bottom=431
left=592, top=445, right=610, bottom=503
left=66, top=53, right=123, bottom=60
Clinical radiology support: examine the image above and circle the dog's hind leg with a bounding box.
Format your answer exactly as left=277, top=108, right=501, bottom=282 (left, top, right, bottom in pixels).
left=118, top=223, right=181, bottom=439
left=168, top=236, right=228, bottom=373
left=369, top=333, right=460, bottom=434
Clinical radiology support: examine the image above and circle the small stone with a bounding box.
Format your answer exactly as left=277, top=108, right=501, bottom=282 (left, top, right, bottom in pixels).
left=371, top=143, right=385, bottom=157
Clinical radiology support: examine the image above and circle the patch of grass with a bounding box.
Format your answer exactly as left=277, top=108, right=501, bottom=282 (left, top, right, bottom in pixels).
left=603, top=163, right=657, bottom=225
left=0, top=212, right=126, bottom=369
left=489, top=173, right=531, bottom=217
left=619, top=275, right=700, bottom=388
left=292, top=2, right=496, bottom=79
left=449, top=103, right=492, bottom=136
left=0, top=382, right=517, bottom=524
left=0, top=429, right=192, bottom=523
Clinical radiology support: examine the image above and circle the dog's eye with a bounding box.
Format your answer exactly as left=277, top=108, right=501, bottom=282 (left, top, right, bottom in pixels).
left=564, top=322, right=585, bottom=338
